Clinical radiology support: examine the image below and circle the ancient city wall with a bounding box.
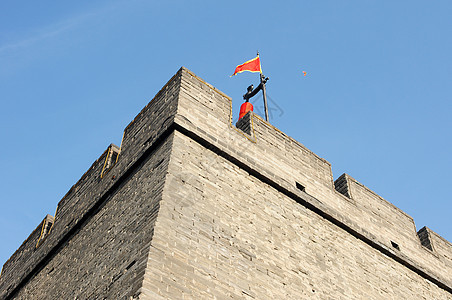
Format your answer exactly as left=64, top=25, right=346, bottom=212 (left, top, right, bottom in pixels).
left=144, top=130, right=451, bottom=299
left=0, top=69, right=182, bottom=299
left=172, top=68, right=452, bottom=290
left=13, top=135, right=173, bottom=299
left=1, top=67, right=450, bottom=299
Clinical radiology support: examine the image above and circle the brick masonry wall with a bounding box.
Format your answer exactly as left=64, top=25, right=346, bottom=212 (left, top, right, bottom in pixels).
left=145, top=131, right=452, bottom=299
left=0, top=217, right=48, bottom=284
left=13, top=134, right=174, bottom=299
left=172, top=68, right=452, bottom=289
left=1, top=67, right=451, bottom=299
left=0, top=69, right=182, bottom=299
left=0, top=146, right=113, bottom=298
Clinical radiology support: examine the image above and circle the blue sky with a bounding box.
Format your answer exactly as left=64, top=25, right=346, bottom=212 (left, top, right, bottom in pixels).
left=0, top=1, right=451, bottom=268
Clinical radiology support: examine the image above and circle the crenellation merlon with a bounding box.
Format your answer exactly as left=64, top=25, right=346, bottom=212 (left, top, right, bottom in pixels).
left=35, top=214, right=54, bottom=248
left=421, top=227, right=452, bottom=265
left=418, top=226, right=434, bottom=251
left=334, top=173, right=352, bottom=198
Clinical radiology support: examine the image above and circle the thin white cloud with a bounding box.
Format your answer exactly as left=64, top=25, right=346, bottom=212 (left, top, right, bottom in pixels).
left=0, top=1, right=128, bottom=55
left=0, top=21, right=78, bottom=54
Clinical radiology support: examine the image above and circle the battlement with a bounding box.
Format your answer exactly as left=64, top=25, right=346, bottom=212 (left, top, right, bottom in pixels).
left=1, top=67, right=451, bottom=299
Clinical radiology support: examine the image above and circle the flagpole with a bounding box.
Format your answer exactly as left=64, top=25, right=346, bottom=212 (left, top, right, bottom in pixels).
left=261, top=73, right=269, bottom=122
left=257, top=51, right=269, bottom=122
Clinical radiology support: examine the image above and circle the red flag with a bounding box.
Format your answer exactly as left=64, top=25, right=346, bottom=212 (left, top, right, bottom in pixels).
left=231, top=55, right=262, bottom=76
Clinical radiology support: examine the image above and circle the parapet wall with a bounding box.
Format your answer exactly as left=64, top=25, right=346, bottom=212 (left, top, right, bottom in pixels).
left=1, top=67, right=450, bottom=298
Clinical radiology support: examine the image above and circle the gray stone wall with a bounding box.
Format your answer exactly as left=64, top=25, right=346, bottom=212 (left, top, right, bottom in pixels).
left=1, top=67, right=450, bottom=299
left=145, top=131, right=451, bottom=299
left=0, top=69, right=182, bottom=299
left=172, top=68, right=452, bottom=289
left=0, top=145, right=112, bottom=299
left=0, top=216, right=48, bottom=286
left=14, top=134, right=173, bottom=299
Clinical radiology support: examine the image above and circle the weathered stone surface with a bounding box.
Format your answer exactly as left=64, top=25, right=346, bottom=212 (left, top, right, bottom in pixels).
left=1, top=67, right=450, bottom=299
